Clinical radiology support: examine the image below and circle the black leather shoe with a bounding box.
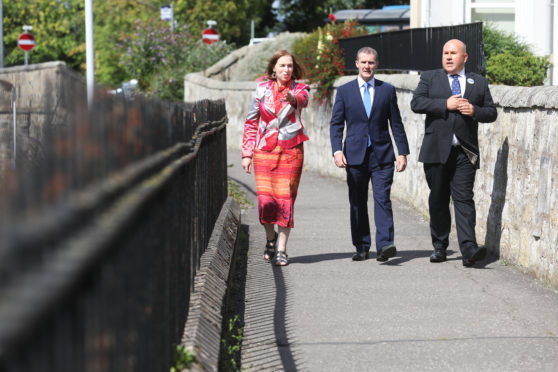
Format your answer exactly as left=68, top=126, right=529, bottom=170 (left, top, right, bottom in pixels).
left=352, top=252, right=369, bottom=261
left=376, top=245, right=396, bottom=262
left=462, top=245, right=487, bottom=267
left=430, top=249, right=447, bottom=263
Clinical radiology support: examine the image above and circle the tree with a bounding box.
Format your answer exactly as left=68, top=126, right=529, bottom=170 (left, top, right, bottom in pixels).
left=174, top=0, right=275, bottom=46
left=93, top=0, right=162, bottom=86
left=3, top=0, right=85, bottom=71
left=119, top=16, right=234, bottom=101
left=3, top=0, right=274, bottom=88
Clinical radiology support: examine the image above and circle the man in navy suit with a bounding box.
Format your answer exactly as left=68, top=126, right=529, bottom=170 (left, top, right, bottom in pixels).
left=411, top=39, right=497, bottom=267
left=330, top=47, right=410, bottom=262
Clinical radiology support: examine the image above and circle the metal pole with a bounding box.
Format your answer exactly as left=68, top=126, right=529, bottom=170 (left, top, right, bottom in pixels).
left=85, top=0, right=94, bottom=107
left=1, top=0, right=4, bottom=68
left=171, top=3, right=174, bottom=33
left=24, top=52, right=28, bottom=66
left=12, top=87, right=16, bottom=169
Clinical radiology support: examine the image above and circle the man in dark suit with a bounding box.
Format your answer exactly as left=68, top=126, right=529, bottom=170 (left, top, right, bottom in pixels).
left=410, top=39, right=497, bottom=267
left=330, top=47, right=410, bottom=262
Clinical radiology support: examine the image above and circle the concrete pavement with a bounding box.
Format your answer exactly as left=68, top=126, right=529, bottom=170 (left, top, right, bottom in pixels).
left=227, top=148, right=558, bottom=372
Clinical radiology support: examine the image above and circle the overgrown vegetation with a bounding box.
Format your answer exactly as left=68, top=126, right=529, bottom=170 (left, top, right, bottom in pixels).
left=170, top=345, right=197, bottom=372
left=3, top=0, right=273, bottom=92
left=228, top=179, right=254, bottom=208
left=483, top=24, right=551, bottom=86
left=219, top=224, right=249, bottom=371
left=292, top=19, right=367, bottom=103
left=119, top=17, right=234, bottom=101
left=220, top=315, right=244, bottom=371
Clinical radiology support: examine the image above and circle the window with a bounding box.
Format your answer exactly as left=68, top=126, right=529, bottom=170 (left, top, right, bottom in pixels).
left=466, top=0, right=515, bottom=33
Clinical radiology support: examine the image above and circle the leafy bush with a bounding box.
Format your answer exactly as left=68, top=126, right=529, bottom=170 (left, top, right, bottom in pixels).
left=292, top=20, right=367, bottom=103
left=486, top=52, right=551, bottom=86
left=119, top=17, right=234, bottom=101
left=483, top=23, right=530, bottom=60
left=170, top=345, right=196, bottom=372
left=483, top=24, right=551, bottom=86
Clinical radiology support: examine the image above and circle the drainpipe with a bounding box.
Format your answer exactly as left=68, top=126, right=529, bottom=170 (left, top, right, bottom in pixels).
left=548, top=0, right=555, bottom=84
left=424, top=0, right=431, bottom=27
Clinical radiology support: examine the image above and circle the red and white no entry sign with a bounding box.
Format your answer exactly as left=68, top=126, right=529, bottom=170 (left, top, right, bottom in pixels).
left=18, top=33, right=36, bottom=52
left=202, top=27, right=219, bottom=44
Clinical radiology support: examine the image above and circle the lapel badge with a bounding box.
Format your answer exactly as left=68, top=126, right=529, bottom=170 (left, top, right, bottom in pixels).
left=467, top=78, right=474, bottom=84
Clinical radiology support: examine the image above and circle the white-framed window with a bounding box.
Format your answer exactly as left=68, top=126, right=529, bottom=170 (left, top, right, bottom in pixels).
left=465, top=0, right=516, bottom=33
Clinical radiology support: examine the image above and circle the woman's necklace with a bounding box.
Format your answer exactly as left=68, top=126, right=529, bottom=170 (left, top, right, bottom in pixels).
left=272, top=80, right=291, bottom=106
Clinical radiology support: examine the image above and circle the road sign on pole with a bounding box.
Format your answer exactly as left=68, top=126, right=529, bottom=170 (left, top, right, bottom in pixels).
left=202, top=20, right=219, bottom=44
left=18, top=32, right=35, bottom=52
left=160, top=5, right=175, bottom=32
left=18, top=26, right=35, bottom=66
left=160, top=5, right=172, bottom=20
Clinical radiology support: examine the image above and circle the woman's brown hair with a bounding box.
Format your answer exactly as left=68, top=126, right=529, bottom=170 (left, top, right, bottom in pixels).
left=265, top=50, right=305, bottom=81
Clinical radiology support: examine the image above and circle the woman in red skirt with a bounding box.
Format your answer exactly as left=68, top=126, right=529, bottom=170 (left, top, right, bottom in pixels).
left=241, top=50, right=310, bottom=266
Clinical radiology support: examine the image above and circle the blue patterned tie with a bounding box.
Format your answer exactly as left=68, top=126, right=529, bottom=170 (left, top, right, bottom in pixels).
left=451, top=74, right=461, bottom=96
left=362, top=82, right=372, bottom=147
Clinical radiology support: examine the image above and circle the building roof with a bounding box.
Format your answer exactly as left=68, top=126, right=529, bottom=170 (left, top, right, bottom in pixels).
left=331, top=7, right=410, bottom=25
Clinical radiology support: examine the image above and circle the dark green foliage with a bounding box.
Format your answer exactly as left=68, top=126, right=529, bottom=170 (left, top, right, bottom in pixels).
left=482, top=23, right=530, bottom=60
left=3, top=0, right=85, bottom=71
left=483, top=24, right=551, bottom=86
left=219, top=315, right=243, bottom=371
left=486, top=52, right=551, bottom=86
left=119, top=18, right=234, bottom=101
left=170, top=345, right=197, bottom=372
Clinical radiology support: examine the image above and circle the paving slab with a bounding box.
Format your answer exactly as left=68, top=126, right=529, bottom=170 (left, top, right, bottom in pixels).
left=227, top=148, right=558, bottom=372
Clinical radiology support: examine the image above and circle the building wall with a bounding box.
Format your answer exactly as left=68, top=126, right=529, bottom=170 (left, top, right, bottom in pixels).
left=185, top=71, right=558, bottom=288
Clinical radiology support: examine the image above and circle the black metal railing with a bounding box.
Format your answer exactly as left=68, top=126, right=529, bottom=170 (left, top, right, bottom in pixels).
left=339, top=22, right=486, bottom=75
left=0, top=90, right=228, bottom=371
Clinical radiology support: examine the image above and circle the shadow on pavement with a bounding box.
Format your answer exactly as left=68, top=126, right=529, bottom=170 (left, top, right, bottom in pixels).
left=272, top=264, right=299, bottom=371
left=288, top=252, right=352, bottom=264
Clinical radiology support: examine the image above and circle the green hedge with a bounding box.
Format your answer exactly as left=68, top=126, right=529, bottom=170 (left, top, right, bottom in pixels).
left=486, top=52, right=551, bottom=86
left=483, top=24, right=551, bottom=86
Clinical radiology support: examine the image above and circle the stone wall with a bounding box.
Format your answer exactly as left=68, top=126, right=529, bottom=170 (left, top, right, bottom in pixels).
left=185, top=71, right=558, bottom=288
left=0, top=62, right=86, bottom=174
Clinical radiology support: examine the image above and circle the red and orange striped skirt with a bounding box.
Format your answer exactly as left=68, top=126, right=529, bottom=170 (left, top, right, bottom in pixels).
left=253, top=144, right=304, bottom=228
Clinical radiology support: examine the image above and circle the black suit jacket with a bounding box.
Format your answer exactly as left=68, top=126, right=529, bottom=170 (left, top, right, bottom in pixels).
left=410, top=69, right=497, bottom=168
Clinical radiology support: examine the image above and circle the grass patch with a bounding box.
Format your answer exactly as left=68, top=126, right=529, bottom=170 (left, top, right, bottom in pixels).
left=220, top=315, right=244, bottom=372
left=219, top=225, right=249, bottom=371
left=228, top=179, right=253, bottom=208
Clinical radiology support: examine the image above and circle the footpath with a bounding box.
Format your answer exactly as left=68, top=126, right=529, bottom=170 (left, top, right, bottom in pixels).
left=226, top=148, right=558, bottom=372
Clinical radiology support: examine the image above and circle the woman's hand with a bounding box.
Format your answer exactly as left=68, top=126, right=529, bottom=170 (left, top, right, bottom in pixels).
left=284, top=91, right=297, bottom=107
left=242, top=157, right=252, bottom=174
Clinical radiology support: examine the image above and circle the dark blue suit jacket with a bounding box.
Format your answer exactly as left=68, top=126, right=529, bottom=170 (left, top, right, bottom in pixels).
left=330, top=78, right=410, bottom=166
